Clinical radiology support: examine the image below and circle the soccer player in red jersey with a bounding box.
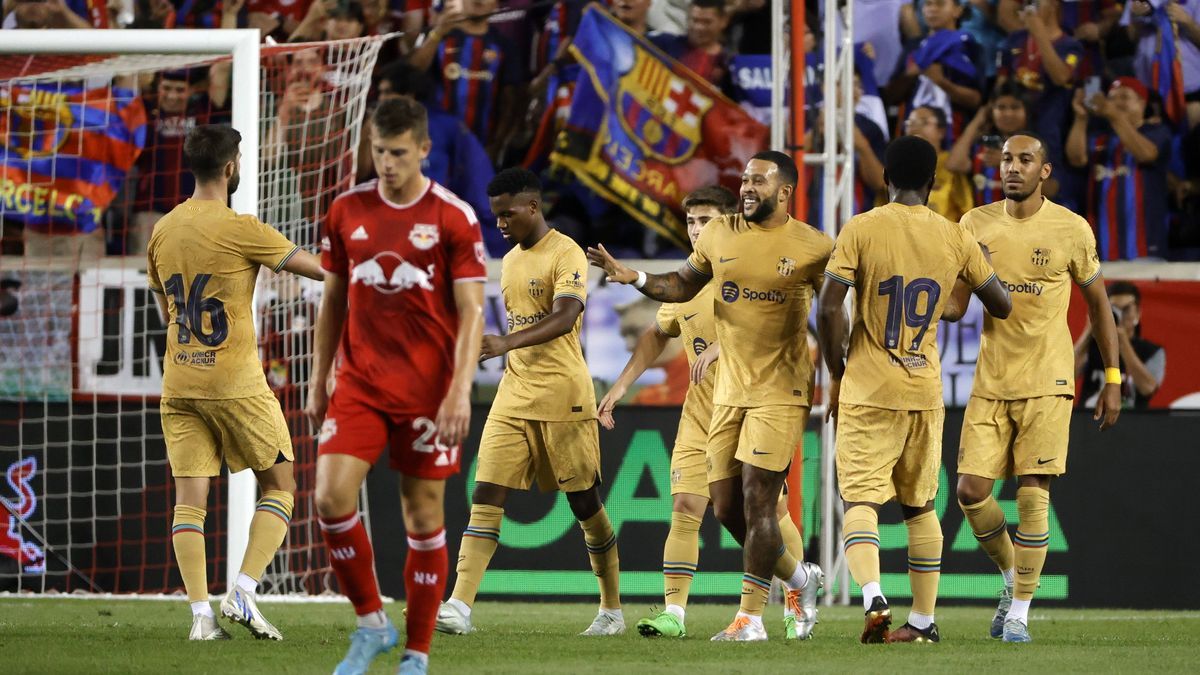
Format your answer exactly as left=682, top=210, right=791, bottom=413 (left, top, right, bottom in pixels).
left=305, top=96, right=487, bottom=675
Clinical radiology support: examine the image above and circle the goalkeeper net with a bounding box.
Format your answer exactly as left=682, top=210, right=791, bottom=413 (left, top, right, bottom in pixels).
left=0, top=34, right=388, bottom=597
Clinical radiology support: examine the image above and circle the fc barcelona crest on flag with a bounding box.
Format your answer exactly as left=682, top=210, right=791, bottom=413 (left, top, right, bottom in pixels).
left=777, top=256, right=795, bottom=277
left=1031, top=248, right=1050, bottom=266
left=617, top=51, right=712, bottom=164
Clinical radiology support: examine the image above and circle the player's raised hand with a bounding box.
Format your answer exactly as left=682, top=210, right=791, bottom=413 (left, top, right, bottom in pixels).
left=479, top=334, right=510, bottom=362
left=597, top=385, right=624, bottom=430
left=1094, top=382, right=1121, bottom=431
left=585, top=244, right=638, bottom=284
left=435, top=387, right=471, bottom=446
left=691, top=342, right=720, bottom=385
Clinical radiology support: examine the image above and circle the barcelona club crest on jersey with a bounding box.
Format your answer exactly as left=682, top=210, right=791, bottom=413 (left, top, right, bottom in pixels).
left=1031, top=247, right=1051, bottom=266
left=409, top=223, right=440, bottom=251
left=777, top=256, right=795, bottom=277
left=528, top=278, right=546, bottom=298
left=617, top=50, right=712, bottom=164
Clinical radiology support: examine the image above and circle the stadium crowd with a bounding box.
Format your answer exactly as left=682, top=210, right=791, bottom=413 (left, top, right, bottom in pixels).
left=2, top=0, right=1199, bottom=260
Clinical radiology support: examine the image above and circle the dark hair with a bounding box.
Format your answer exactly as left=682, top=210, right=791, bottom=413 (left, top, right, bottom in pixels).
left=372, top=95, right=429, bottom=141
left=682, top=185, right=737, bottom=213
left=378, top=60, right=433, bottom=102
left=884, top=135, right=938, bottom=191
left=487, top=167, right=542, bottom=198
left=692, top=0, right=726, bottom=13
left=329, top=0, right=366, bottom=23
left=914, top=105, right=948, bottom=130
left=1108, top=280, right=1141, bottom=304
left=750, top=150, right=799, bottom=188
left=184, top=125, right=241, bottom=183
left=1006, top=129, right=1052, bottom=163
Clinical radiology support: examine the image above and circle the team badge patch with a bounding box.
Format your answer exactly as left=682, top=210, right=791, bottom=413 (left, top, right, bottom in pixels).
left=528, top=278, right=546, bottom=298
left=1031, top=247, right=1050, bottom=266
left=777, top=256, right=795, bottom=277
left=409, top=223, right=440, bottom=251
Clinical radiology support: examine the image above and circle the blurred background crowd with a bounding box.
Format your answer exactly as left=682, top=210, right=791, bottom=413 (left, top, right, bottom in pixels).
left=3, top=0, right=1199, bottom=261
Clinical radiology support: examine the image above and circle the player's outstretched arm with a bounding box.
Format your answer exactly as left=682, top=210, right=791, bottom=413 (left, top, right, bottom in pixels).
left=973, top=275, right=1012, bottom=319
left=598, top=324, right=673, bottom=430
left=817, top=279, right=851, bottom=421
left=585, top=244, right=707, bottom=303
left=437, top=281, right=485, bottom=446
left=480, top=296, right=583, bottom=361
left=305, top=271, right=348, bottom=432
left=1080, top=274, right=1122, bottom=430
left=279, top=249, right=325, bottom=281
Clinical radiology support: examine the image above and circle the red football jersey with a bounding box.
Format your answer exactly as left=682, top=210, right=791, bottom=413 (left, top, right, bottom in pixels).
left=321, top=178, right=487, bottom=414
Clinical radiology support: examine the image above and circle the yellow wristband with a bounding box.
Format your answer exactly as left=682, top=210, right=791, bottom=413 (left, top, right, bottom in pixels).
left=1104, top=367, right=1122, bottom=385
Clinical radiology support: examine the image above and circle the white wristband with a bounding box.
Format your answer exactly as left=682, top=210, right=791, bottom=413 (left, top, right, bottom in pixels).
left=633, top=270, right=647, bottom=289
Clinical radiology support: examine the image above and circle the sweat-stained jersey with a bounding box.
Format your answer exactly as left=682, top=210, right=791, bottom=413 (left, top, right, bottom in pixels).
left=962, top=198, right=1101, bottom=400
left=148, top=199, right=300, bottom=400
left=685, top=214, right=833, bottom=408
left=489, top=228, right=596, bottom=421
left=655, top=282, right=718, bottom=450
left=320, top=178, right=487, bottom=415
left=824, top=202, right=995, bottom=410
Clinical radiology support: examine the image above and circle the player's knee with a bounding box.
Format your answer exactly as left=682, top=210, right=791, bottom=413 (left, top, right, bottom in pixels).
left=711, top=498, right=739, bottom=530
left=314, top=487, right=356, bottom=519
left=672, top=493, right=708, bottom=519
left=566, top=487, right=602, bottom=521
left=956, top=477, right=990, bottom=505
left=402, top=504, right=444, bottom=535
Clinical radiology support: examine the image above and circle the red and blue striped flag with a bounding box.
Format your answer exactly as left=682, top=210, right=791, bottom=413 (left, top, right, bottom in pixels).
left=1, top=83, right=146, bottom=234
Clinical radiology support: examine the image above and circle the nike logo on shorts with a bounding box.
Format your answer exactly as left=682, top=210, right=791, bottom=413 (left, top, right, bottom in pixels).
left=558, top=476, right=576, bottom=484
left=751, top=449, right=769, bottom=455
left=1036, top=457, right=1055, bottom=465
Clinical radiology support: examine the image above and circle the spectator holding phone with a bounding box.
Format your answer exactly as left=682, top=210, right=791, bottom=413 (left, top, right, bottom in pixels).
left=1067, top=77, right=1172, bottom=259
left=1074, top=280, right=1165, bottom=408
left=946, top=83, right=1031, bottom=206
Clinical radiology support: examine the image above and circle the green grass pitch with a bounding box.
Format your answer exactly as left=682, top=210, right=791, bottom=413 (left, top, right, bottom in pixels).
left=1, top=599, right=1196, bottom=673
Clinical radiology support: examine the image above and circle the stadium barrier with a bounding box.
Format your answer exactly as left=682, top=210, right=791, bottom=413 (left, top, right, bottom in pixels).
left=363, top=405, right=1200, bottom=609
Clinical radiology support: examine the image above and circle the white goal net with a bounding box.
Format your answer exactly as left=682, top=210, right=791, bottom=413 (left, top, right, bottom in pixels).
left=0, top=32, right=388, bottom=597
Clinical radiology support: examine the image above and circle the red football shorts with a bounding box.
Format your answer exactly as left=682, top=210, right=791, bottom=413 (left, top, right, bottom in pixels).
left=317, top=388, right=460, bottom=479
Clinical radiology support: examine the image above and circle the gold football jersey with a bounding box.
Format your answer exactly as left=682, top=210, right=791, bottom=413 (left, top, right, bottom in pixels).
left=147, top=199, right=299, bottom=399
left=962, top=198, right=1101, bottom=400
left=656, top=282, right=718, bottom=449
left=490, top=229, right=597, bottom=421
left=825, top=202, right=995, bottom=410
left=686, top=214, right=833, bottom=408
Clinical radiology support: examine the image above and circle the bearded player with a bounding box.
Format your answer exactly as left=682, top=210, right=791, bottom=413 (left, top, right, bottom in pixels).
left=598, top=185, right=818, bottom=640
left=948, top=132, right=1121, bottom=643
left=588, top=151, right=826, bottom=641
left=149, top=125, right=323, bottom=642
left=305, top=96, right=487, bottom=675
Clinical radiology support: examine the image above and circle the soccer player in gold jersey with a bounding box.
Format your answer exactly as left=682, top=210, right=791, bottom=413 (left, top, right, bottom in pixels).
left=597, top=186, right=816, bottom=640
left=589, top=152, right=827, bottom=642
left=947, top=132, right=1122, bottom=643
left=437, top=168, right=623, bottom=636
left=818, top=135, right=1012, bottom=644
left=147, top=125, right=323, bottom=641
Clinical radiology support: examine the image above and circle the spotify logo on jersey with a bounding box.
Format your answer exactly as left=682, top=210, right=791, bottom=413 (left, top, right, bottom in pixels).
left=721, top=281, right=740, bottom=303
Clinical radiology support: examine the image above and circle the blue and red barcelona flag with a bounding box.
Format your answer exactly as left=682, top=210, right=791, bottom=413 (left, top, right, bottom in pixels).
left=0, top=83, right=146, bottom=234
left=550, top=4, right=767, bottom=249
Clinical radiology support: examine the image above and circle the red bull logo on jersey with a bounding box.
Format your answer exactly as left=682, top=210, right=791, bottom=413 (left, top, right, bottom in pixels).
left=1, top=457, right=46, bottom=573
left=350, top=252, right=436, bottom=294
left=409, top=223, right=440, bottom=251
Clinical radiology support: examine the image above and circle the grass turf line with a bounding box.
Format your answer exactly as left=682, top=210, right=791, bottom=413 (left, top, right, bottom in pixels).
left=0, top=600, right=1196, bottom=674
